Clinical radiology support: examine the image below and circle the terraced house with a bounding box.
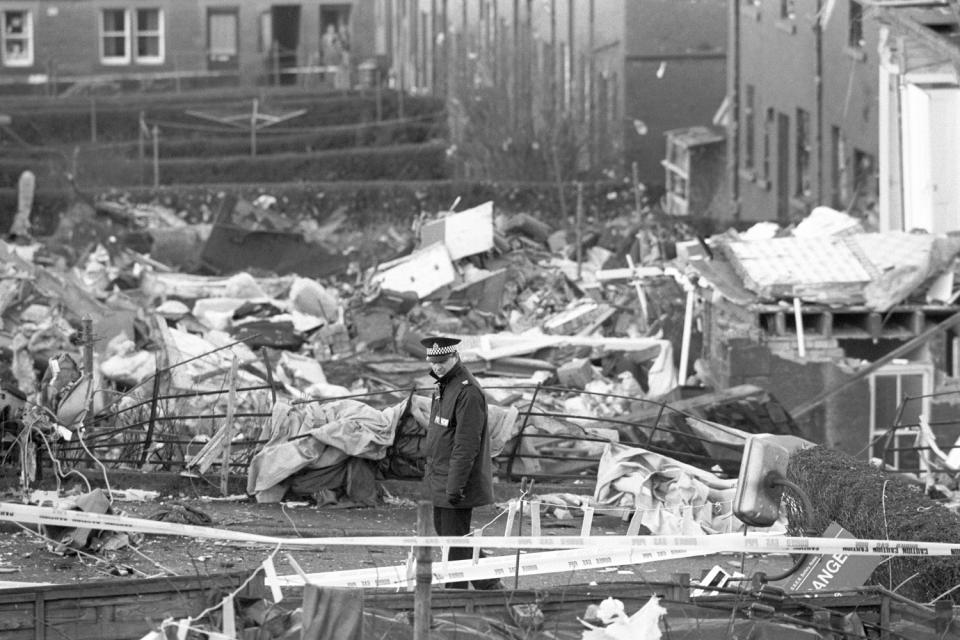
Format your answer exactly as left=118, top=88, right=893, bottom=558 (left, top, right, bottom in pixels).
left=0, top=1, right=381, bottom=92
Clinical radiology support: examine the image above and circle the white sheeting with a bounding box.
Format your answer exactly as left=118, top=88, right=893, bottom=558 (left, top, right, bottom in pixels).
left=593, top=442, right=744, bottom=535
left=247, top=399, right=404, bottom=501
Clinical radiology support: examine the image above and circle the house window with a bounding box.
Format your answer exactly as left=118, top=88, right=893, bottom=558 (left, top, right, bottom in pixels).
left=848, top=0, right=864, bottom=49
left=831, top=126, right=849, bottom=209
left=101, top=8, right=165, bottom=65
left=208, top=11, right=238, bottom=60
left=2, top=10, right=33, bottom=67
left=136, top=9, right=164, bottom=63
left=101, top=9, right=130, bottom=63
left=744, top=84, right=756, bottom=170
left=780, top=0, right=795, bottom=20
left=796, top=108, right=811, bottom=198
left=762, top=107, right=773, bottom=182
left=869, top=365, right=931, bottom=475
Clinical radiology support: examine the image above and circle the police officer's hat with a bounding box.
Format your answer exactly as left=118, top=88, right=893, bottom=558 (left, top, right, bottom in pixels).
left=421, top=336, right=461, bottom=361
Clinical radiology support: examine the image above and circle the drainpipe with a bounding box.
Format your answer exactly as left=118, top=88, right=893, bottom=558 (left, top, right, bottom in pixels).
left=588, top=0, right=595, bottom=167
left=727, top=0, right=740, bottom=217
left=815, top=0, right=824, bottom=205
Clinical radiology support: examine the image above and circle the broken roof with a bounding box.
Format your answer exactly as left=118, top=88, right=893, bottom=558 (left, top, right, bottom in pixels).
left=691, top=230, right=960, bottom=311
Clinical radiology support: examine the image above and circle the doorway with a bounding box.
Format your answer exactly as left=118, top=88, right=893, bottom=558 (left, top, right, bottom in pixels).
left=271, top=4, right=301, bottom=84
left=776, top=111, right=790, bottom=221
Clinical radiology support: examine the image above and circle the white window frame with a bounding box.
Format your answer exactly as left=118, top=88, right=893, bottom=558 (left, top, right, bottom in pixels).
left=868, top=363, right=932, bottom=474
left=2, top=9, right=34, bottom=67
left=100, top=8, right=165, bottom=65
left=134, top=8, right=164, bottom=65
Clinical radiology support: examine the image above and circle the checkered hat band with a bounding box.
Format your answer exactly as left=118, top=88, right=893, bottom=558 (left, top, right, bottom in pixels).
left=427, top=343, right=458, bottom=356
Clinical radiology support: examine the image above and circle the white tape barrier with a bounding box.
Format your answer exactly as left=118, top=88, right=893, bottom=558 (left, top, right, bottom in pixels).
left=270, top=546, right=705, bottom=589
left=2, top=502, right=958, bottom=558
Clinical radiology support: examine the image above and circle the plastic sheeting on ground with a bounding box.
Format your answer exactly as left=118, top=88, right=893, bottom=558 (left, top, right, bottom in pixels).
left=592, top=442, right=743, bottom=535
left=247, top=399, right=404, bottom=502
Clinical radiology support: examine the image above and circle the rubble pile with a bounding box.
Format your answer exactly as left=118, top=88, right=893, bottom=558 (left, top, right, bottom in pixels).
left=1, top=189, right=720, bottom=505
left=7, top=190, right=960, bottom=525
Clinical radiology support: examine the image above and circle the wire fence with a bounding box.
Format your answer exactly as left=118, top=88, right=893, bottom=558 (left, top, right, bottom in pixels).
left=8, top=353, right=752, bottom=487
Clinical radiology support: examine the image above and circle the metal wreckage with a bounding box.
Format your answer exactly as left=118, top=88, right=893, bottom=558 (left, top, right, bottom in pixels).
left=0, top=195, right=959, bottom=638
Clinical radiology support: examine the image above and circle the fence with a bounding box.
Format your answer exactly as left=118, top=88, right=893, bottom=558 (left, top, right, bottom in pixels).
left=11, top=351, right=750, bottom=492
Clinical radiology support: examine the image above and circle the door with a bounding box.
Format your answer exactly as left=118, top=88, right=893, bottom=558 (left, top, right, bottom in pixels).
left=207, top=8, right=239, bottom=71
left=271, top=4, right=301, bottom=84
left=776, top=111, right=790, bottom=220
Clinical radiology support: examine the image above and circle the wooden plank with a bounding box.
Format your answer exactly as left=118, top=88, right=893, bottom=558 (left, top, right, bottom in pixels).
left=33, top=593, right=42, bottom=640
left=220, top=355, right=239, bottom=495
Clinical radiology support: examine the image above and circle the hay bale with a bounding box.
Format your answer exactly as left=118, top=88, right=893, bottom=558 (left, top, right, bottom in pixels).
left=787, top=446, right=960, bottom=603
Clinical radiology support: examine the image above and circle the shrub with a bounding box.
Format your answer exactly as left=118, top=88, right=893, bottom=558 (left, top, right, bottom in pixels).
left=788, top=446, right=960, bottom=603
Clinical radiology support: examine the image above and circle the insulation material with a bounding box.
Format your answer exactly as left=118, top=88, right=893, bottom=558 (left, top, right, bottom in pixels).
left=419, top=200, right=494, bottom=260
left=246, top=399, right=405, bottom=501
left=722, top=232, right=960, bottom=311
left=370, top=242, right=456, bottom=298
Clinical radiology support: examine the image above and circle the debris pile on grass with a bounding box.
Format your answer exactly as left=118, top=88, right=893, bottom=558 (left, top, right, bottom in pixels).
left=788, top=446, right=960, bottom=603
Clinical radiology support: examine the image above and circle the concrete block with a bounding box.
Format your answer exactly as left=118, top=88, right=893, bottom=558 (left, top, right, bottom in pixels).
left=728, top=343, right=771, bottom=377
left=354, top=309, right=394, bottom=350
left=314, top=324, right=353, bottom=360
left=557, top=358, right=596, bottom=389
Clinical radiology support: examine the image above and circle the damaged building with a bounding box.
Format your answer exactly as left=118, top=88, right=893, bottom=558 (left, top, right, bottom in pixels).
left=685, top=217, right=960, bottom=474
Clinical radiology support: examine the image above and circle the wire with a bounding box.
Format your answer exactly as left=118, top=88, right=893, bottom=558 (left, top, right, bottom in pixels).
left=13, top=521, right=149, bottom=578
left=30, top=424, right=91, bottom=494
left=76, top=427, right=113, bottom=502
left=178, top=543, right=282, bottom=628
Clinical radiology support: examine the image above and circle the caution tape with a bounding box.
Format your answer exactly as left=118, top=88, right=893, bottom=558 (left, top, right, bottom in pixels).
left=2, top=502, right=959, bottom=558
left=271, top=546, right=706, bottom=589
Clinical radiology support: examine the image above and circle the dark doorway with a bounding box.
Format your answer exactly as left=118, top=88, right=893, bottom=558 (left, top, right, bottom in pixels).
left=271, top=4, right=301, bottom=84
left=776, top=111, right=790, bottom=221
left=319, top=4, right=352, bottom=65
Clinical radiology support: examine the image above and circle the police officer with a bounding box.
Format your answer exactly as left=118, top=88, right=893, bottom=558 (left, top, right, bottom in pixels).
left=421, top=336, right=502, bottom=590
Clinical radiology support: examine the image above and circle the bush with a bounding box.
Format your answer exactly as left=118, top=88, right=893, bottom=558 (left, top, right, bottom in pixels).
left=788, top=446, right=960, bottom=603
left=95, top=120, right=446, bottom=160
left=3, top=91, right=445, bottom=145
left=153, top=142, right=451, bottom=185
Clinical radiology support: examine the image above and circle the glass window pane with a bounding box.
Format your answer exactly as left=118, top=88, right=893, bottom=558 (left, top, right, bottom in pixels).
left=104, top=36, right=126, bottom=58
left=138, top=36, right=159, bottom=57
left=137, top=9, right=159, bottom=32
left=103, top=10, right=126, bottom=32
left=5, top=11, right=26, bottom=35
left=874, top=375, right=898, bottom=430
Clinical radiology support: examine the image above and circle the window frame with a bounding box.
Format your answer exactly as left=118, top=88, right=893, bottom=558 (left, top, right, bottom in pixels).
left=134, top=8, right=165, bottom=65
left=2, top=9, right=34, bottom=67
left=100, top=8, right=165, bottom=66
left=868, top=364, right=932, bottom=475
left=207, top=8, right=239, bottom=62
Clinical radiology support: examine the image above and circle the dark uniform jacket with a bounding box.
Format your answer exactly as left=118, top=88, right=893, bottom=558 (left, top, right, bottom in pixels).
left=424, top=361, right=494, bottom=508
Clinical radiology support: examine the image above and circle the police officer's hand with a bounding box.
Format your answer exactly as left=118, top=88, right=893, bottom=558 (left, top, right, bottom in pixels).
left=447, top=490, right=464, bottom=505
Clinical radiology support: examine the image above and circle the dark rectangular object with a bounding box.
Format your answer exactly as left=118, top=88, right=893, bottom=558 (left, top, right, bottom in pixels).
left=200, top=195, right=348, bottom=279
left=0, top=571, right=254, bottom=640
